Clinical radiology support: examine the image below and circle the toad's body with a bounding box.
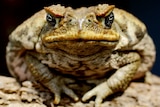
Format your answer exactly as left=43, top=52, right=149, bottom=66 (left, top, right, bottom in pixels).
left=6, top=4, right=155, bottom=107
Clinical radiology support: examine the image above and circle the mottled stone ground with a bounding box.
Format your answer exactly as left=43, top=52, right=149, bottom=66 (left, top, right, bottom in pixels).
left=0, top=73, right=160, bottom=107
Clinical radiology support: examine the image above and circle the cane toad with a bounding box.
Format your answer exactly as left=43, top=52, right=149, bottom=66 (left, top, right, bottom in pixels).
left=6, top=4, right=156, bottom=107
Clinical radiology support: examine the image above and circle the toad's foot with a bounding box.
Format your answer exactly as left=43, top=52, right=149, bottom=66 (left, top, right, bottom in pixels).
left=45, top=77, right=79, bottom=104
left=82, top=82, right=113, bottom=107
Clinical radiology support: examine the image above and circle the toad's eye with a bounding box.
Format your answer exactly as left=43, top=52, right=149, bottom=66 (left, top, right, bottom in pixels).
left=104, top=12, right=114, bottom=28
left=46, top=13, right=57, bottom=27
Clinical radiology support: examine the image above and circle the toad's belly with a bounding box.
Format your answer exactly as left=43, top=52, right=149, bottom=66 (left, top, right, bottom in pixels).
left=40, top=50, right=113, bottom=79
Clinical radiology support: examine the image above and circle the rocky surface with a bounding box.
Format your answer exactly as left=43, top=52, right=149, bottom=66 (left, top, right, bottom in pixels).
left=0, top=73, right=160, bottom=107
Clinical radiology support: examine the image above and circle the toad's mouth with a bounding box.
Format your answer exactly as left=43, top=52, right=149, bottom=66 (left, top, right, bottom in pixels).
left=42, top=30, right=120, bottom=56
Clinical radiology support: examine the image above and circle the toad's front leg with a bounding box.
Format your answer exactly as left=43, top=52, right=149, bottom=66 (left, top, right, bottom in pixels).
left=82, top=52, right=141, bottom=107
left=25, top=54, right=79, bottom=104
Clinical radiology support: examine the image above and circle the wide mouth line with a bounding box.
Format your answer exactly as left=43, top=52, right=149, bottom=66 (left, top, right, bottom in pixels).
left=45, top=39, right=119, bottom=43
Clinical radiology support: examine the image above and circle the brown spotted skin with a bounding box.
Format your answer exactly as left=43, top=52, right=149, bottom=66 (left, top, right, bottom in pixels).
left=6, top=4, right=156, bottom=107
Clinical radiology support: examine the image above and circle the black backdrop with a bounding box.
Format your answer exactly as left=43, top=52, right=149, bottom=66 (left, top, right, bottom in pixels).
left=0, top=0, right=159, bottom=76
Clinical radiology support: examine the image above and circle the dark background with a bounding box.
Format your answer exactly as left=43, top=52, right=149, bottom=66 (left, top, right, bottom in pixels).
left=0, top=0, right=159, bottom=76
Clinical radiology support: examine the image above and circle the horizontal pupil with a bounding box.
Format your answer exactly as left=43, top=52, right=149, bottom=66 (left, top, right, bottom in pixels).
left=46, top=14, right=56, bottom=26
left=105, top=12, right=114, bottom=28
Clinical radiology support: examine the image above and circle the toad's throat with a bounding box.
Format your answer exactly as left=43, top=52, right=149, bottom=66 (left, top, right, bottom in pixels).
left=58, top=44, right=105, bottom=56
left=45, top=41, right=118, bottom=56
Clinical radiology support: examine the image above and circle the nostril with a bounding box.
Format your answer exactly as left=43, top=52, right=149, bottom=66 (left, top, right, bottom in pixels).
left=68, top=19, right=72, bottom=22
left=87, top=19, right=91, bottom=23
